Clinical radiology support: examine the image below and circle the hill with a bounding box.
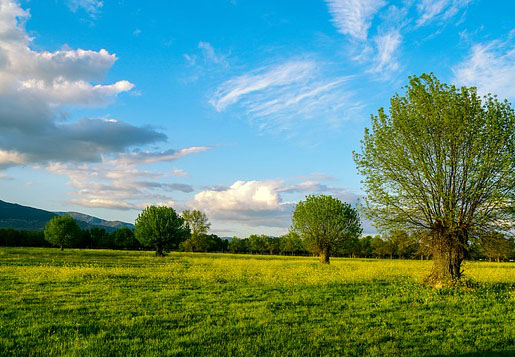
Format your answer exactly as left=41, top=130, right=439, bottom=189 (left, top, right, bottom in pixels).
left=0, top=200, right=133, bottom=232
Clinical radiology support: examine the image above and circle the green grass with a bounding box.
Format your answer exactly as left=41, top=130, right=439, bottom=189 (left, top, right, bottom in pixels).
left=0, top=248, right=514, bottom=356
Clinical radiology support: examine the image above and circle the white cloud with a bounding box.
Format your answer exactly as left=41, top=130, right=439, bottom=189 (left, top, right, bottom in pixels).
left=191, top=180, right=293, bottom=227
left=368, top=29, right=402, bottom=75
left=182, top=41, right=230, bottom=82
left=453, top=32, right=515, bottom=99
left=210, top=60, right=315, bottom=111
left=209, top=60, right=361, bottom=132
left=0, top=149, right=26, bottom=168
left=43, top=146, right=208, bottom=211
left=191, top=179, right=362, bottom=228
left=416, top=0, right=470, bottom=27
left=198, top=41, right=229, bottom=68
left=110, top=147, right=212, bottom=166
left=20, top=78, right=134, bottom=106
left=0, top=0, right=168, bottom=167
left=325, top=0, right=386, bottom=41
left=195, top=180, right=282, bottom=212
left=66, top=0, right=103, bottom=16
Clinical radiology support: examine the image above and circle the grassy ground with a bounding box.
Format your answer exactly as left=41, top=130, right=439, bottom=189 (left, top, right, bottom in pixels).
left=0, top=248, right=514, bottom=356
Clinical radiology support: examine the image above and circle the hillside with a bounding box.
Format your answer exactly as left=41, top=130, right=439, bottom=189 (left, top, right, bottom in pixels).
left=0, top=200, right=133, bottom=232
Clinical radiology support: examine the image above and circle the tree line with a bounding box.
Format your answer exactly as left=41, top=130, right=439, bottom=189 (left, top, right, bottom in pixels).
left=2, top=206, right=513, bottom=262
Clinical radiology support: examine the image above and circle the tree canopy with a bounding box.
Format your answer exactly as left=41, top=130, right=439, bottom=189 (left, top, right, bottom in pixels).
left=181, top=209, right=211, bottom=252
left=291, top=195, right=362, bottom=264
left=44, top=215, right=81, bottom=251
left=134, top=205, right=189, bottom=256
left=354, top=73, right=515, bottom=282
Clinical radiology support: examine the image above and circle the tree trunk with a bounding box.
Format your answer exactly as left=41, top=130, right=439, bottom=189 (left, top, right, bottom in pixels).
left=155, top=245, right=164, bottom=257
left=320, top=246, right=330, bottom=264
left=60, top=245, right=64, bottom=251
left=427, top=231, right=466, bottom=284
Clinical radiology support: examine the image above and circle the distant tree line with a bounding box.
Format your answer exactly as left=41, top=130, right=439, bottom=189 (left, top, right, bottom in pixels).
left=2, top=202, right=514, bottom=262
left=0, top=226, right=142, bottom=250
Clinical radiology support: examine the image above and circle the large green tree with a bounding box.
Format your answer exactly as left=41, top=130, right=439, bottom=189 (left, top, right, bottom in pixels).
left=354, top=73, right=515, bottom=283
left=135, top=205, right=189, bottom=256
left=44, top=215, right=81, bottom=251
left=291, top=195, right=362, bottom=264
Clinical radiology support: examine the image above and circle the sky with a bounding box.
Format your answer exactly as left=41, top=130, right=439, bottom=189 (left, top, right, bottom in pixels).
left=0, top=0, right=514, bottom=237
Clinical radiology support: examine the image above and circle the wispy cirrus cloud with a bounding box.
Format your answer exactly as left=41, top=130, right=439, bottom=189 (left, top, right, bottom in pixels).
left=325, top=0, right=471, bottom=79
left=453, top=31, right=515, bottom=99
left=368, top=29, right=402, bottom=75
left=66, top=0, right=103, bottom=17
left=209, top=59, right=361, bottom=132
left=325, top=0, right=386, bottom=41
left=183, top=41, right=230, bottom=82
left=416, top=0, right=471, bottom=27
left=106, top=147, right=212, bottom=166
left=210, top=60, right=315, bottom=111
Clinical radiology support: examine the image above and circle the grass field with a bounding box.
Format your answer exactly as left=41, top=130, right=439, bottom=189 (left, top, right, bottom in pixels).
left=0, top=248, right=514, bottom=356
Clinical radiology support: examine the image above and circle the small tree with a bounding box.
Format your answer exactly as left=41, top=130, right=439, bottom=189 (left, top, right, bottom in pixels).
left=44, top=215, right=80, bottom=251
left=354, top=73, right=515, bottom=283
left=182, top=209, right=210, bottom=252
left=135, top=205, right=189, bottom=256
left=182, top=210, right=210, bottom=236
left=291, top=195, right=362, bottom=264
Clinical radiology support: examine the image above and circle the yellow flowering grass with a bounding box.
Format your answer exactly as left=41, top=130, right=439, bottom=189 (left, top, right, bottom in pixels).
left=0, top=248, right=513, bottom=356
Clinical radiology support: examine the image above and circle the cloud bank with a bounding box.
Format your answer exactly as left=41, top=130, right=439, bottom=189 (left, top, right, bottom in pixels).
left=0, top=0, right=166, bottom=168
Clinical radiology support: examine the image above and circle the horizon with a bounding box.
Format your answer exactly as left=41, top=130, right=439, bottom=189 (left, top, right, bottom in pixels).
left=0, top=0, right=514, bottom=236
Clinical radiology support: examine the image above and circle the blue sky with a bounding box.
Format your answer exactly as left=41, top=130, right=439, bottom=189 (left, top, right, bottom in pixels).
left=0, top=0, right=513, bottom=236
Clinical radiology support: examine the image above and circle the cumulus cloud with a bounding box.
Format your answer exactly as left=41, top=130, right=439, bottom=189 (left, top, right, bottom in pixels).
left=0, top=149, right=26, bottom=168
left=453, top=32, right=515, bottom=99
left=190, top=179, right=362, bottom=229
left=0, top=0, right=166, bottom=167
left=325, top=0, right=386, bottom=41
left=191, top=180, right=294, bottom=227
left=209, top=60, right=361, bottom=132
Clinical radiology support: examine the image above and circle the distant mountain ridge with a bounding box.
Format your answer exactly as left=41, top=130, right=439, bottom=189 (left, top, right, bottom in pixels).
left=54, top=212, right=134, bottom=230
left=0, top=200, right=134, bottom=232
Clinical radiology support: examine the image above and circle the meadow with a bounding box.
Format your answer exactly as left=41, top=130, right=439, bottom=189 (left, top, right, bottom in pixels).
left=0, top=248, right=514, bottom=356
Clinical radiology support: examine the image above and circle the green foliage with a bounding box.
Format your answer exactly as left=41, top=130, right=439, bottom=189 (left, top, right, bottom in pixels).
left=473, top=232, right=515, bottom=262
left=111, top=227, right=139, bottom=249
left=44, top=215, right=80, bottom=250
left=0, top=248, right=514, bottom=356
left=0, top=229, right=48, bottom=247
left=279, top=231, right=304, bottom=255
left=134, top=206, right=189, bottom=256
left=292, top=195, right=362, bottom=263
left=181, top=210, right=211, bottom=252
left=182, top=210, right=210, bottom=236
left=227, top=237, right=248, bottom=253
left=247, top=234, right=269, bottom=254
left=354, top=73, right=515, bottom=280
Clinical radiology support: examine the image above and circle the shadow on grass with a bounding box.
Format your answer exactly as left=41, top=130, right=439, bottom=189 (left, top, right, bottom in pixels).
left=431, top=351, right=515, bottom=357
